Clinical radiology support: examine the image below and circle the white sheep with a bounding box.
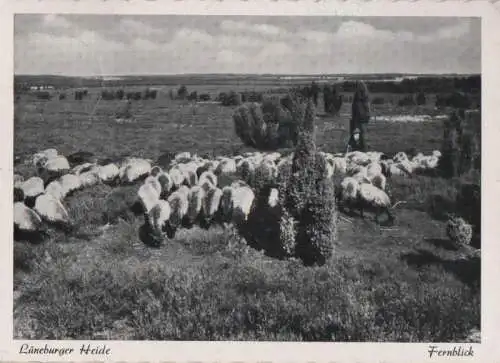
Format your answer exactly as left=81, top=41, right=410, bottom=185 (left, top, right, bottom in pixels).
left=120, top=158, right=152, bottom=183
left=229, top=185, right=255, bottom=224
left=147, top=199, right=171, bottom=238
left=200, top=186, right=223, bottom=227
left=156, top=172, right=173, bottom=197
left=169, top=167, right=185, bottom=189
left=98, top=163, right=120, bottom=184
left=185, top=186, right=205, bottom=226
left=393, top=151, right=409, bottom=163
left=369, top=173, right=387, bottom=191
left=215, top=158, right=237, bottom=176
left=137, top=182, right=161, bottom=214
left=14, top=202, right=45, bottom=237
left=198, top=171, right=217, bottom=189
left=21, top=177, right=45, bottom=201
left=149, top=166, right=164, bottom=177
left=332, top=157, right=347, bottom=176
left=71, top=162, right=96, bottom=176
left=357, top=183, right=395, bottom=224
left=78, top=170, right=101, bottom=188
left=34, top=193, right=71, bottom=227
left=167, top=188, right=190, bottom=231
left=44, top=180, right=66, bottom=201
left=59, top=174, right=82, bottom=196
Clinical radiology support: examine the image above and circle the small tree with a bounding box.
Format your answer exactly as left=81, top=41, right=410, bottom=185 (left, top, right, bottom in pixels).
left=282, top=100, right=338, bottom=266
left=352, top=80, right=371, bottom=127
left=177, top=85, right=188, bottom=100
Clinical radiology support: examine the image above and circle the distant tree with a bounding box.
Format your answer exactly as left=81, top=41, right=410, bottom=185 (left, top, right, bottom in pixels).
left=187, top=91, right=198, bottom=101
left=59, top=93, right=66, bottom=100
left=416, top=91, right=427, bottom=105
left=310, top=81, right=320, bottom=107
left=115, top=89, right=125, bottom=100
left=398, top=95, right=416, bottom=107
left=199, top=93, right=211, bottom=101
left=177, top=85, right=188, bottom=100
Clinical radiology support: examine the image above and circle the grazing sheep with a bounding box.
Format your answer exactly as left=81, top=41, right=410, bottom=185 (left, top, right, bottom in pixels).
left=215, top=158, right=237, bottom=176
left=174, top=152, right=191, bottom=164
left=144, top=176, right=162, bottom=196
left=38, top=155, right=70, bottom=182
left=370, top=173, right=387, bottom=191
left=220, top=186, right=234, bottom=223
left=137, top=182, right=161, bottom=214
left=71, top=163, right=96, bottom=176
left=357, top=183, right=395, bottom=224
left=366, top=162, right=383, bottom=179
left=120, top=158, right=152, bottom=183
left=337, top=177, right=360, bottom=212
left=347, top=151, right=371, bottom=166
left=231, top=185, right=255, bottom=224
left=32, top=148, right=58, bottom=167
left=169, top=167, right=185, bottom=189
left=185, top=186, right=205, bottom=227
left=21, top=177, right=45, bottom=207
left=150, top=166, right=163, bottom=177
left=200, top=187, right=223, bottom=228
left=393, top=151, right=409, bottom=164
left=45, top=180, right=66, bottom=201
left=146, top=200, right=172, bottom=243
left=78, top=170, right=101, bottom=188
left=14, top=202, right=46, bottom=240
left=156, top=172, right=173, bottom=198
left=34, top=193, right=71, bottom=227
left=167, top=188, right=190, bottom=234
left=67, top=151, right=96, bottom=165
left=394, top=159, right=414, bottom=176
left=332, top=157, right=347, bottom=176
left=98, top=163, right=120, bottom=184
left=198, top=171, right=217, bottom=189
left=236, top=159, right=255, bottom=182
left=59, top=174, right=82, bottom=196
left=433, top=150, right=442, bottom=158
left=182, top=169, right=198, bottom=187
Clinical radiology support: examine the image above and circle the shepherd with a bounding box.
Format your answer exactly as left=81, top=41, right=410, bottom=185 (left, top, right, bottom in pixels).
left=349, top=80, right=371, bottom=152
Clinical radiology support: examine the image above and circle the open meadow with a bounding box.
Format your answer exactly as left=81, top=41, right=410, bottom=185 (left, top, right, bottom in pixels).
left=13, top=82, right=481, bottom=342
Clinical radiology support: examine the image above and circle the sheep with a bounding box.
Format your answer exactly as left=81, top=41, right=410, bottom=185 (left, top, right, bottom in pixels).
left=32, top=148, right=58, bottom=167
left=167, top=188, right=190, bottom=236
left=222, top=184, right=255, bottom=225
left=369, top=173, right=387, bottom=191
left=347, top=151, right=371, bottom=166
left=59, top=174, right=82, bottom=196
left=198, top=171, right=217, bottom=189
left=200, top=186, right=223, bottom=228
left=98, top=163, right=120, bottom=184
left=174, top=152, right=191, bottom=164
left=44, top=180, right=66, bottom=201
left=182, top=169, right=198, bottom=188
left=169, top=167, right=185, bottom=190
left=71, top=163, right=96, bottom=176
left=357, top=183, right=395, bottom=224
left=393, top=151, right=409, bottom=164
left=185, top=186, right=205, bottom=227
left=38, top=155, right=70, bottom=183
left=432, top=150, right=442, bottom=158
left=21, top=177, right=45, bottom=207
left=236, top=159, right=255, bottom=182
left=137, top=182, right=161, bottom=214
left=149, top=166, right=164, bottom=177
left=34, top=193, right=72, bottom=228
left=78, top=170, right=101, bottom=188
left=366, top=162, right=383, bottom=179
left=215, top=158, right=237, bottom=176
left=156, top=172, right=173, bottom=198
left=144, top=175, right=162, bottom=195
left=332, top=157, right=347, bottom=176
left=120, top=158, right=152, bottom=183
left=145, top=200, right=172, bottom=243
left=336, top=177, right=360, bottom=213
left=14, top=202, right=46, bottom=241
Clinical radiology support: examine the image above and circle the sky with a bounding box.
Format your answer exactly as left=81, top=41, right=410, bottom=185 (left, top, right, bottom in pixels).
left=14, top=15, right=481, bottom=76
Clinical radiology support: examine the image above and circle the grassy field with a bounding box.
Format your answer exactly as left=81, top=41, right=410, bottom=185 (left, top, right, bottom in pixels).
left=13, top=87, right=480, bottom=341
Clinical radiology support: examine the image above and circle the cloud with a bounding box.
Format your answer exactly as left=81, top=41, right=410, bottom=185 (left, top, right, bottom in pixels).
left=119, top=19, right=162, bottom=36
left=14, top=15, right=480, bottom=75
left=42, top=14, right=73, bottom=29
left=220, top=20, right=285, bottom=38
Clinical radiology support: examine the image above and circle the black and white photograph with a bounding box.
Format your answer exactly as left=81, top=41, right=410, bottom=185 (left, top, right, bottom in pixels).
left=12, top=12, right=483, bottom=345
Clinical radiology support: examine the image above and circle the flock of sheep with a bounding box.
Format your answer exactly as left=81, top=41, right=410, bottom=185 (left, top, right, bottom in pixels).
left=13, top=146, right=443, bottom=244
